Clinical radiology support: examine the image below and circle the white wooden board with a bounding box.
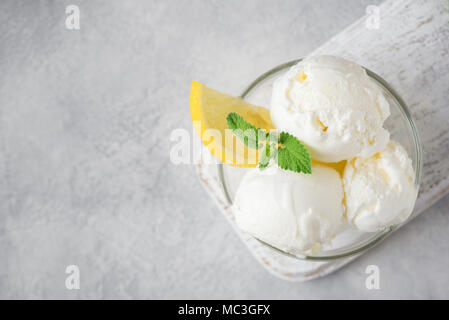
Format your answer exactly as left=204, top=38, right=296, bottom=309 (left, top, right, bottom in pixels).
left=197, top=0, right=449, bottom=281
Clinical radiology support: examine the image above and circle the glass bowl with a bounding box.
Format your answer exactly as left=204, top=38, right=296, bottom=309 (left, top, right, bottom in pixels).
left=218, top=59, right=422, bottom=261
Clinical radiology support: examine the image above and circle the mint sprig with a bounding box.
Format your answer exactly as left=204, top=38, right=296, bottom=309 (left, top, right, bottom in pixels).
left=226, top=112, right=311, bottom=174
left=226, top=113, right=263, bottom=149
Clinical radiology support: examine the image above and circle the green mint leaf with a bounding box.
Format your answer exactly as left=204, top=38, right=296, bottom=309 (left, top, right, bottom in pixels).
left=226, top=113, right=311, bottom=174
left=276, top=132, right=311, bottom=174
left=226, top=112, right=264, bottom=149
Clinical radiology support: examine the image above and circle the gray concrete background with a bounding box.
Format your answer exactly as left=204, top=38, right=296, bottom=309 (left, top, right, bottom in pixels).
left=0, top=0, right=448, bottom=299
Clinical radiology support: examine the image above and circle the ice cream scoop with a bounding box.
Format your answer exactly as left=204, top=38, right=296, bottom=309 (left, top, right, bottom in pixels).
left=233, top=164, right=345, bottom=254
left=343, top=140, right=417, bottom=232
left=270, top=55, right=390, bottom=162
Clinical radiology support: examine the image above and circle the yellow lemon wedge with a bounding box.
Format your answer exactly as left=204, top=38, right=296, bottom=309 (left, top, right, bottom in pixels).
left=190, top=81, right=274, bottom=167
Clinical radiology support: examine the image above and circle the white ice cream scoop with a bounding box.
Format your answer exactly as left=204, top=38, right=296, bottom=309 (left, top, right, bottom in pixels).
left=343, top=140, right=417, bottom=232
left=270, top=55, right=390, bottom=162
left=233, top=164, right=345, bottom=254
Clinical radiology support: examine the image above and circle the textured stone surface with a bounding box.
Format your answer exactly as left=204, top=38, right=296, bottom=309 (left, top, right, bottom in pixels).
left=0, top=0, right=448, bottom=299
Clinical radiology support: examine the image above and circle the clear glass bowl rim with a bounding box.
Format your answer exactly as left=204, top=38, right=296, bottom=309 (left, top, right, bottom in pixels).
left=217, top=58, right=423, bottom=261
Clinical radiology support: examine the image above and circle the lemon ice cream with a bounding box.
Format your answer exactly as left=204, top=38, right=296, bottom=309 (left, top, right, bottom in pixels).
left=270, top=55, right=390, bottom=162
left=233, top=164, right=345, bottom=254
left=190, top=55, right=419, bottom=256
left=343, top=140, right=417, bottom=232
